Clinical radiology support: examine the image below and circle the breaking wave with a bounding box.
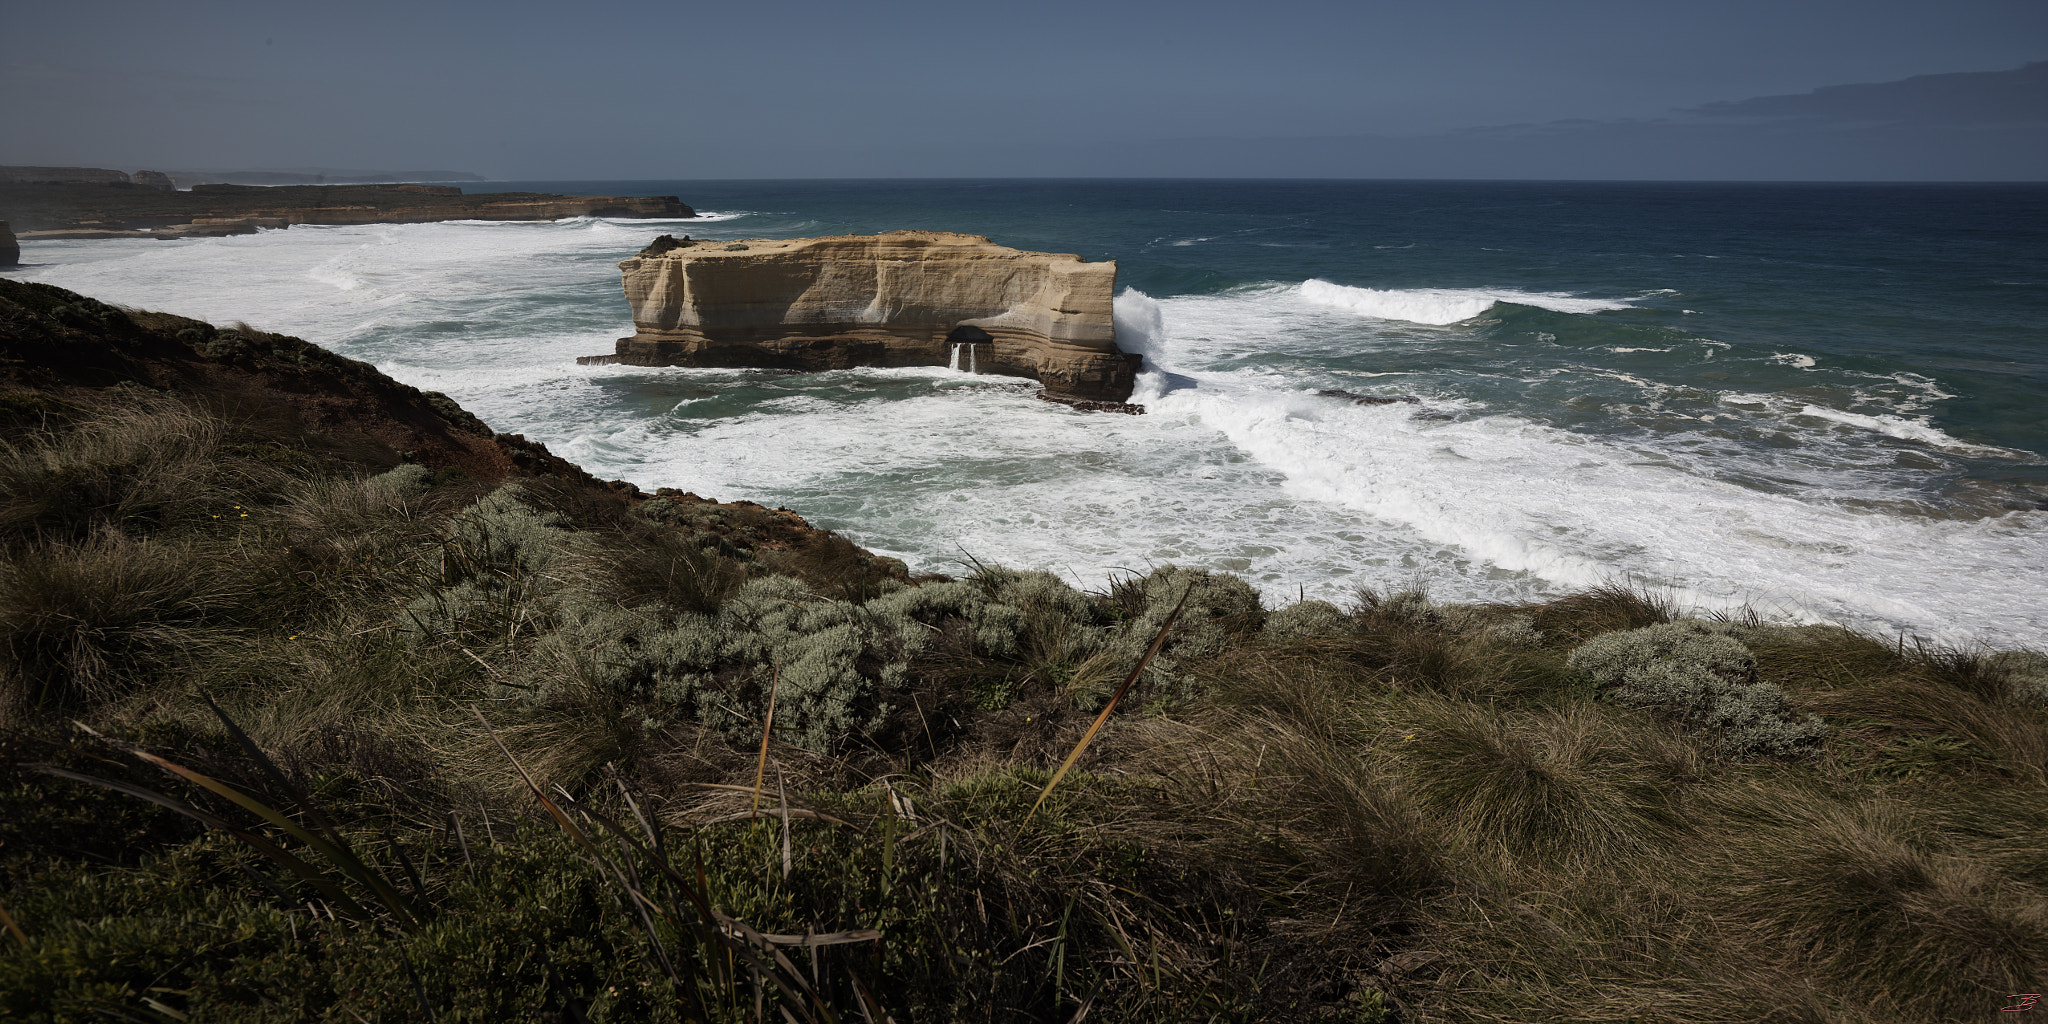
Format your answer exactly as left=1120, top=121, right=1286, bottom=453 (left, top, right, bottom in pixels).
left=1297, top=279, right=1634, bottom=324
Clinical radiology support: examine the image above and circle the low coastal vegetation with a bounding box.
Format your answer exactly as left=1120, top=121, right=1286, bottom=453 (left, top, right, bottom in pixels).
left=2, top=278, right=2046, bottom=1022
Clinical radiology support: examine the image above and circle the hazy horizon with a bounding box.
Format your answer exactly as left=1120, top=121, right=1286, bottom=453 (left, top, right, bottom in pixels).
left=4, top=0, right=2044, bottom=181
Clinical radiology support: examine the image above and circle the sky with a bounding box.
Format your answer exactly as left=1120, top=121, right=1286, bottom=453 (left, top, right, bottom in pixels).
left=3, top=0, right=2045, bottom=180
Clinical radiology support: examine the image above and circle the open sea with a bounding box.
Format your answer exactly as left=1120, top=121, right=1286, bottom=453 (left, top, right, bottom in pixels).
left=8, top=180, right=2047, bottom=649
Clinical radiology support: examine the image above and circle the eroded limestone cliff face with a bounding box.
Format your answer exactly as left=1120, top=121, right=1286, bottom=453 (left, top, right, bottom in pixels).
left=607, top=231, right=1141, bottom=404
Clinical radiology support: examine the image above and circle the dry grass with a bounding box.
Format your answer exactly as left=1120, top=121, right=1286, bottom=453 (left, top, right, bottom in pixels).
left=0, top=531, right=264, bottom=720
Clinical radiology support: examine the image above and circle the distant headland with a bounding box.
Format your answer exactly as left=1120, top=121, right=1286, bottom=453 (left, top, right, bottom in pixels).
left=0, top=165, right=690, bottom=241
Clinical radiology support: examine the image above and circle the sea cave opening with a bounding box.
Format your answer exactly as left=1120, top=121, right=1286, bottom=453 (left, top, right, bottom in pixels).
left=945, top=325, right=993, bottom=346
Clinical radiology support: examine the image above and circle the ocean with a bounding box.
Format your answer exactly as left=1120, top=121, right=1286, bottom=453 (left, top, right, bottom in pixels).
left=9, top=179, right=2047, bottom=649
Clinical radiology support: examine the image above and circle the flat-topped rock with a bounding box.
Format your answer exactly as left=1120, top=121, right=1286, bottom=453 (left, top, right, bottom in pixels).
left=0, top=181, right=692, bottom=233
left=607, top=230, right=1141, bottom=404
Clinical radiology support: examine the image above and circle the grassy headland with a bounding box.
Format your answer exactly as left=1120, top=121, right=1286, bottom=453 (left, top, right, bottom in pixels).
left=0, top=182, right=690, bottom=238
left=1, top=277, right=2044, bottom=1022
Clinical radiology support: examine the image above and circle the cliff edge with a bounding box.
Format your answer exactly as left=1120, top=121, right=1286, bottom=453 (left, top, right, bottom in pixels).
left=605, top=231, right=1141, bottom=404
left=0, top=181, right=692, bottom=237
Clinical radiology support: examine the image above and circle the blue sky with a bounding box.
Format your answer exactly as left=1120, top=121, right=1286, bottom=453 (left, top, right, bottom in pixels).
left=3, top=0, right=2044, bottom=179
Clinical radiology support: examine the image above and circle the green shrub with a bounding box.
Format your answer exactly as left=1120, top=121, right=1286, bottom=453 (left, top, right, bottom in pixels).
left=0, top=824, right=674, bottom=1024
left=1569, top=619, right=1757, bottom=686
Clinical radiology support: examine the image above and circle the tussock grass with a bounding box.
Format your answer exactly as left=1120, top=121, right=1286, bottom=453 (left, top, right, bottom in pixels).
left=1525, top=580, right=1676, bottom=643
left=1392, top=700, right=1699, bottom=873
left=0, top=391, right=271, bottom=542
left=0, top=532, right=263, bottom=719
left=1714, top=798, right=2048, bottom=1018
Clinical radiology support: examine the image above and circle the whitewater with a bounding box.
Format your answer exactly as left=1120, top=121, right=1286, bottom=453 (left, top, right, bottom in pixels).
left=9, top=179, right=2046, bottom=651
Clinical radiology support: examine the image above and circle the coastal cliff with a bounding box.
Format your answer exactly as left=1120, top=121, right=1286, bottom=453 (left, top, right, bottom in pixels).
left=605, top=230, right=1142, bottom=404
left=0, top=181, right=692, bottom=238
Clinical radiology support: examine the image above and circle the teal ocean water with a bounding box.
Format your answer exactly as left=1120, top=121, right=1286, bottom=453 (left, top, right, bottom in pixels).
left=10, top=180, right=2047, bottom=647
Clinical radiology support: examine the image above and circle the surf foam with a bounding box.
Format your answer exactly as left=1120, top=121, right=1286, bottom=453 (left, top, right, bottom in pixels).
left=1298, top=279, right=1634, bottom=324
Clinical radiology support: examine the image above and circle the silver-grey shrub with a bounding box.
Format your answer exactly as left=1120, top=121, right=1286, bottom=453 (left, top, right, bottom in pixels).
left=1569, top=619, right=1826, bottom=758
left=1377, top=589, right=1448, bottom=629
left=1985, top=650, right=2048, bottom=707
left=402, top=484, right=570, bottom=642
left=1265, top=599, right=1350, bottom=640
left=1103, top=565, right=1264, bottom=690
left=1483, top=615, right=1545, bottom=647
left=510, top=568, right=1120, bottom=753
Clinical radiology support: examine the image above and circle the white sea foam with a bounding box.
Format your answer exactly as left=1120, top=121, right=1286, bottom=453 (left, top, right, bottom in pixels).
left=664, top=210, right=754, bottom=223
left=1713, top=389, right=2011, bottom=456
left=1795, top=405, right=2013, bottom=455
left=1770, top=353, right=1817, bottom=368
left=1297, top=279, right=1632, bottom=324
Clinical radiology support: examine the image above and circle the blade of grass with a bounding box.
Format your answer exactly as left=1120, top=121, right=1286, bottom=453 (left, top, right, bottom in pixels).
left=881, top=785, right=897, bottom=891
left=382, top=828, right=429, bottom=903
left=197, top=691, right=349, bottom=847
left=472, top=709, right=597, bottom=850
left=481, top=713, right=798, bottom=1017
left=396, top=944, right=439, bottom=1022
left=779, top=770, right=792, bottom=881
left=114, top=699, right=422, bottom=927
left=84, top=730, right=423, bottom=930
left=0, top=897, right=26, bottom=944
left=1027, top=586, right=1192, bottom=821
left=754, top=664, right=781, bottom=816
left=35, top=764, right=375, bottom=921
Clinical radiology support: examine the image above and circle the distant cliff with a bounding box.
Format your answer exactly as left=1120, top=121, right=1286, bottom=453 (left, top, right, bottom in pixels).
left=0, top=181, right=691, bottom=237
left=0, top=166, right=143, bottom=186
left=605, top=231, right=1141, bottom=405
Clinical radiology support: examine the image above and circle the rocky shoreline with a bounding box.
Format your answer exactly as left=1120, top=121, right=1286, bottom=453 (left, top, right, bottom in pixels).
left=0, top=179, right=691, bottom=240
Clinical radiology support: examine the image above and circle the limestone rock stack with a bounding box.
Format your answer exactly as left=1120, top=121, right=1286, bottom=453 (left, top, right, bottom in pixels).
left=608, top=231, right=1141, bottom=404
left=0, top=221, right=17, bottom=267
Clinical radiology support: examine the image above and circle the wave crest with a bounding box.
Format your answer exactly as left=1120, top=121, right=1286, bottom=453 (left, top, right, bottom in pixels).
left=1297, top=279, right=1633, bottom=325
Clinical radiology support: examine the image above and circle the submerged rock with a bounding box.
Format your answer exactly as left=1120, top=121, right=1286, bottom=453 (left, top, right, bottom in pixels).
left=607, top=230, right=1144, bottom=404
left=1315, top=388, right=1418, bottom=406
